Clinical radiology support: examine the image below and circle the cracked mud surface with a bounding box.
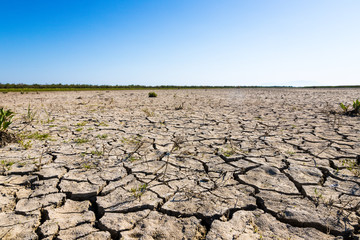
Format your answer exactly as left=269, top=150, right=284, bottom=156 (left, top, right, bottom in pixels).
left=0, top=88, right=359, bottom=239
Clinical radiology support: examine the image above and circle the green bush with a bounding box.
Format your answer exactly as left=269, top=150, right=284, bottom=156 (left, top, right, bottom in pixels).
left=148, top=92, right=157, bottom=98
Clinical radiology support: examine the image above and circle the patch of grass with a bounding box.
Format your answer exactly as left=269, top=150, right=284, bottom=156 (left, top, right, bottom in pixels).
left=219, top=145, right=236, bottom=157
left=130, top=183, right=147, bottom=199
left=223, top=149, right=236, bottom=157
left=24, top=132, right=50, bottom=140
left=121, top=135, right=142, bottom=145
left=96, top=134, right=108, bottom=139
left=75, top=127, right=83, bottom=132
left=129, top=156, right=140, bottom=162
left=19, top=139, right=32, bottom=149
left=24, top=103, right=37, bottom=123
left=91, top=150, right=103, bottom=156
left=74, top=138, right=89, bottom=144
left=341, top=159, right=359, bottom=176
left=76, top=121, right=88, bottom=127
left=1, top=160, right=15, bottom=171
left=82, top=163, right=94, bottom=169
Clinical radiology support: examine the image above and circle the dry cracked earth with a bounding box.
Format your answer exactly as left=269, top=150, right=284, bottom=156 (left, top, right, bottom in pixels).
left=0, top=88, right=359, bottom=240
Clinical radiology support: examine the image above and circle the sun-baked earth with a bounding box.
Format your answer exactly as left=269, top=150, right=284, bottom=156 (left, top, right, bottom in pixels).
left=0, top=88, right=359, bottom=240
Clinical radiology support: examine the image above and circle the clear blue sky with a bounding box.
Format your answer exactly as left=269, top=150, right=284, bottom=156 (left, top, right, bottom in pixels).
left=0, top=0, right=359, bottom=86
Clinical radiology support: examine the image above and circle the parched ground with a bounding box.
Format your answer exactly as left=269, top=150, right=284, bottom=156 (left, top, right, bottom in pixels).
left=0, top=88, right=359, bottom=240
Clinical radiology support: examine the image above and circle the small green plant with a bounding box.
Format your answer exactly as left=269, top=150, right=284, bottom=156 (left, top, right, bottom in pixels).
left=340, top=103, right=349, bottom=113
left=96, top=134, right=108, bottom=139
left=91, top=150, right=103, bottom=156
left=340, top=99, right=360, bottom=115
left=74, top=138, right=89, bottom=144
left=0, top=108, right=14, bottom=132
left=75, top=128, right=83, bottom=132
left=353, top=99, right=360, bottom=112
left=313, top=188, right=324, bottom=205
left=1, top=160, right=14, bottom=171
left=82, top=163, right=94, bottom=169
left=148, top=92, right=157, bottom=98
left=121, top=135, right=142, bottom=145
left=24, top=132, right=50, bottom=140
left=19, top=139, right=32, bottom=149
left=24, top=103, right=37, bottom=123
left=219, top=145, right=236, bottom=157
left=130, top=183, right=147, bottom=199
left=341, top=159, right=359, bottom=177
left=129, top=156, right=140, bottom=162
left=76, top=121, right=88, bottom=127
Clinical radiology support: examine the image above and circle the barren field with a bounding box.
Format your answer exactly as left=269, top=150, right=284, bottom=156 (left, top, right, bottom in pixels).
left=0, top=88, right=359, bottom=240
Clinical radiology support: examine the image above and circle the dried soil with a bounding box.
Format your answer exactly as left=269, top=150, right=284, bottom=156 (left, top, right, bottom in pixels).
left=0, top=88, right=359, bottom=239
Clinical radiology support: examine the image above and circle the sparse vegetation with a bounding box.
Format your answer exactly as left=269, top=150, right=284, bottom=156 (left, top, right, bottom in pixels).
left=129, top=156, right=140, bottom=162
left=74, top=138, right=89, bottom=144
left=1, top=160, right=15, bottom=171
left=341, top=158, right=359, bottom=177
left=148, top=92, right=157, bottom=98
left=340, top=99, right=360, bottom=116
left=91, top=150, right=103, bottom=156
left=23, top=132, right=50, bottom=140
left=130, top=183, right=147, bottom=199
left=0, top=108, right=17, bottom=147
left=19, top=139, right=32, bottom=149
left=0, top=108, right=14, bottom=132
left=24, top=103, right=37, bottom=123
left=96, top=134, right=108, bottom=139
left=75, top=127, right=83, bottom=132
left=76, top=121, right=88, bottom=127
left=82, top=163, right=95, bottom=169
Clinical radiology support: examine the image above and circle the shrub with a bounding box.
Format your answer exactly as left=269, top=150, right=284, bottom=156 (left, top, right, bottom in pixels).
left=148, top=92, right=157, bottom=98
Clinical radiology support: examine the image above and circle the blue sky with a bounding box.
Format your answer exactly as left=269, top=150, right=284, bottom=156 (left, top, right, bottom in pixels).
left=0, top=0, right=359, bottom=86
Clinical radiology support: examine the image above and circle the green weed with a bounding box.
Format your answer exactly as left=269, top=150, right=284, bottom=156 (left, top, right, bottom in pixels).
left=91, top=150, right=103, bottom=156
left=19, top=139, right=32, bottom=149
left=130, top=183, right=147, bottom=199
left=341, top=159, right=359, bottom=176
left=76, top=121, right=88, bottom=127
left=74, top=138, right=89, bottom=144
left=96, top=134, right=108, bottom=139
left=1, top=160, right=14, bottom=170
left=24, top=132, right=50, bottom=140
left=0, top=108, right=14, bottom=132
left=340, top=99, right=360, bottom=115
left=24, top=103, right=37, bottom=123
left=82, top=163, right=94, bottom=169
